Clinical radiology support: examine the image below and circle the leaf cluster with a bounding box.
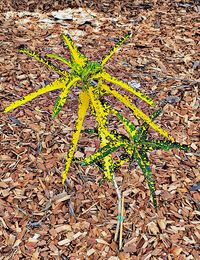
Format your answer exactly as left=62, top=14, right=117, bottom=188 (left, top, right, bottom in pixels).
left=80, top=105, right=189, bottom=207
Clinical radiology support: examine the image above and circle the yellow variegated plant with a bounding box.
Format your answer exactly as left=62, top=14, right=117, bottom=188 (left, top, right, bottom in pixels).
left=81, top=106, right=189, bottom=207
left=4, top=33, right=173, bottom=184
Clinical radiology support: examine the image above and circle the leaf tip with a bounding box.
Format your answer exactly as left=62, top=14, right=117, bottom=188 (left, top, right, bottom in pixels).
left=19, top=48, right=26, bottom=53
left=51, top=114, right=56, bottom=120
left=126, top=31, right=132, bottom=38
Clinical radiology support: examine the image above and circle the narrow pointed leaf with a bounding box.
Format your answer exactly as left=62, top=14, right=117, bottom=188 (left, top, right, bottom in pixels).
left=62, top=91, right=90, bottom=184
left=101, top=32, right=131, bottom=66
left=46, top=53, right=72, bottom=67
left=52, top=77, right=80, bottom=119
left=111, top=108, right=137, bottom=139
left=82, top=141, right=123, bottom=166
left=19, top=49, right=69, bottom=77
left=88, top=87, right=114, bottom=180
left=101, top=71, right=155, bottom=106
left=133, top=149, right=157, bottom=208
left=143, top=140, right=190, bottom=151
left=134, top=109, right=162, bottom=142
left=102, top=83, right=173, bottom=141
left=62, top=34, right=87, bottom=67
left=4, top=78, right=66, bottom=113
left=88, top=87, right=111, bottom=140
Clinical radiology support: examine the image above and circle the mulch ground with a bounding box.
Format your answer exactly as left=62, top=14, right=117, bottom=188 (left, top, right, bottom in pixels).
left=0, top=1, right=200, bottom=259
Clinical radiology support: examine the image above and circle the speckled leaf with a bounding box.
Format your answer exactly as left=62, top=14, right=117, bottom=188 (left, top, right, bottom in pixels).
left=62, top=34, right=87, bottom=67
left=101, top=32, right=131, bottom=66
left=46, top=53, right=72, bottom=67
left=4, top=78, right=66, bottom=113
left=101, top=83, right=173, bottom=141
left=133, top=148, right=157, bottom=208
left=19, top=49, right=69, bottom=77
left=101, top=71, right=155, bottom=106
left=52, top=77, right=80, bottom=119
left=62, top=91, right=90, bottom=184
left=134, top=109, right=162, bottom=142
left=144, top=140, right=189, bottom=151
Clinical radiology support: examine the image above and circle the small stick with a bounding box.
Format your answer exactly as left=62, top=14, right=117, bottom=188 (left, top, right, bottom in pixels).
left=78, top=201, right=99, bottom=217
left=113, top=174, right=122, bottom=242
left=119, top=192, right=124, bottom=250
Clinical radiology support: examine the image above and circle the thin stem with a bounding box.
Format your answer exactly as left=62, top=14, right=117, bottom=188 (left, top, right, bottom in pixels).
left=119, top=192, right=124, bottom=250
left=113, top=174, right=122, bottom=242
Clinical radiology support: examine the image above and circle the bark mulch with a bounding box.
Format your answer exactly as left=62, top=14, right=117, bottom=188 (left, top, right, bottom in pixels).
left=0, top=1, right=200, bottom=259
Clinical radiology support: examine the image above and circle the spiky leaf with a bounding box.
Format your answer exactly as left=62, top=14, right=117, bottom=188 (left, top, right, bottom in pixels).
left=52, top=77, right=80, bottom=119
left=62, top=34, right=87, bottom=67
left=101, top=83, right=173, bottom=141
left=143, top=140, right=189, bottom=151
left=19, top=49, right=69, bottom=77
left=101, top=71, right=155, bottom=106
left=111, top=108, right=137, bottom=139
left=134, top=109, right=162, bottom=142
left=62, top=90, right=90, bottom=184
left=81, top=141, right=123, bottom=166
left=46, top=53, right=72, bottom=67
left=101, top=32, right=131, bottom=66
left=4, top=78, right=67, bottom=113
left=133, top=148, right=157, bottom=208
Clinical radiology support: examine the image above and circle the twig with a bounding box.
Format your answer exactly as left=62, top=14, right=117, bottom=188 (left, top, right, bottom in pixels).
left=78, top=201, right=99, bottom=217
left=113, top=174, right=122, bottom=242
left=119, top=192, right=124, bottom=250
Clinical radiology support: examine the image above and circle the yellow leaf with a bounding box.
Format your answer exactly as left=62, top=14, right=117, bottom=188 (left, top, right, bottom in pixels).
left=88, top=86, right=113, bottom=180
left=102, top=83, right=173, bottom=141
left=52, top=76, right=80, bottom=119
left=101, top=33, right=131, bottom=66
left=101, top=71, right=155, bottom=106
left=20, top=49, right=69, bottom=77
left=62, top=34, right=87, bottom=67
left=4, top=77, right=67, bottom=113
left=62, top=90, right=90, bottom=184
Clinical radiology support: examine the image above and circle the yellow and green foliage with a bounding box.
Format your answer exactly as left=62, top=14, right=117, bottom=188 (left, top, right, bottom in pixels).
left=80, top=106, right=189, bottom=208
left=4, top=33, right=174, bottom=185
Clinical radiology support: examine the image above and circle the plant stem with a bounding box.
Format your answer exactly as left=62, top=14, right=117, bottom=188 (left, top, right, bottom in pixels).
left=113, top=174, right=122, bottom=242
left=119, top=192, right=124, bottom=250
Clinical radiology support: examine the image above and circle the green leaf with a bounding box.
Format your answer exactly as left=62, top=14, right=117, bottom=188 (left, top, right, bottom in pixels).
left=101, top=32, right=131, bottom=66
left=133, top=148, right=157, bottom=208
left=46, top=53, right=72, bottom=67
left=52, top=77, right=80, bottom=119
left=134, top=109, right=162, bottom=142
left=143, top=140, right=190, bottom=151
left=81, top=141, right=123, bottom=166
left=112, top=109, right=137, bottom=139
left=19, top=49, right=69, bottom=78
